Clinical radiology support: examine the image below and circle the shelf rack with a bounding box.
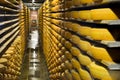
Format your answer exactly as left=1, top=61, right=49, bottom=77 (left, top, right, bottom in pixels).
left=39, top=0, right=120, bottom=80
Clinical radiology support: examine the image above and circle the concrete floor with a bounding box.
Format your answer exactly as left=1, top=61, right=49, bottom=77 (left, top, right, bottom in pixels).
left=19, top=30, right=49, bottom=80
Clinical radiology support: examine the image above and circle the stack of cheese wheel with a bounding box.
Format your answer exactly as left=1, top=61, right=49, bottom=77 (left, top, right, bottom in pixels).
left=87, top=62, right=112, bottom=80
left=65, top=0, right=73, bottom=9
left=87, top=46, right=113, bottom=62
left=0, top=36, right=23, bottom=80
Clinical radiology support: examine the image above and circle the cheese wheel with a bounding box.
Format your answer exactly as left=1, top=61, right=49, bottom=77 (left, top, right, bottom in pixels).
left=78, top=68, right=92, bottom=80
left=57, top=35, right=62, bottom=41
left=65, top=60, right=73, bottom=70
left=61, top=72, right=68, bottom=80
left=71, top=23, right=81, bottom=32
left=90, top=28, right=115, bottom=41
left=70, top=47, right=81, bottom=56
left=71, top=11, right=79, bottom=19
left=71, top=70, right=81, bottom=80
left=78, top=40, right=91, bottom=51
left=77, top=26, right=91, bottom=36
left=64, top=31, right=72, bottom=39
left=78, top=54, right=92, bottom=66
left=58, top=43, right=62, bottom=48
left=0, top=64, right=5, bottom=72
left=65, top=41, right=72, bottom=49
left=65, top=51, right=73, bottom=60
left=64, top=22, right=80, bottom=32
left=87, top=62, right=112, bottom=79
left=2, top=54, right=11, bottom=59
left=88, top=46, right=113, bottom=62
left=70, top=35, right=81, bottom=44
left=80, top=0, right=93, bottom=4
left=73, top=0, right=81, bottom=6
left=91, top=8, right=119, bottom=20
left=61, top=55, right=67, bottom=62
left=71, top=58, right=81, bottom=70
left=61, top=47, right=66, bottom=53
left=0, top=58, right=8, bottom=65
left=65, top=70, right=73, bottom=80
left=79, top=10, right=91, bottom=20
left=61, top=38, right=66, bottom=44
left=5, top=50, right=14, bottom=54
left=61, top=63, right=66, bottom=70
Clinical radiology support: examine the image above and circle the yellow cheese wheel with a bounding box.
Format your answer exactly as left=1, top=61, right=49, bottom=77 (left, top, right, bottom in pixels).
left=0, top=58, right=8, bottom=65
left=87, top=62, right=112, bottom=79
left=70, top=35, right=81, bottom=44
left=88, top=46, right=113, bottom=62
left=61, top=72, right=68, bottom=80
left=58, top=43, right=62, bottom=48
left=101, top=77, right=112, bottom=80
left=5, top=50, right=14, bottom=54
left=79, top=10, right=91, bottom=20
left=90, top=28, right=115, bottom=41
left=65, top=51, right=73, bottom=60
left=64, top=31, right=72, bottom=39
left=78, top=40, right=91, bottom=51
left=80, top=0, right=94, bottom=4
left=61, top=63, right=66, bottom=70
left=65, top=60, right=73, bottom=70
left=71, top=11, right=79, bottom=19
left=57, top=35, right=62, bottom=41
left=71, top=69, right=81, bottom=80
left=61, top=55, right=67, bottom=62
left=61, top=38, right=66, bottom=44
left=71, top=58, right=81, bottom=70
left=71, top=23, right=81, bottom=32
left=91, top=8, right=119, bottom=20
left=70, top=47, right=81, bottom=56
left=65, top=70, right=73, bottom=80
left=73, top=0, right=81, bottom=6
left=78, top=68, right=92, bottom=80
left=78, top=54, right=92, bottom=66
left=0, top=64, right=5, bottom=72
left=65, top=41, right=72, bottom=49
left=77, top=26, right=91, bottom=36
left=64, top=22, right=80, bottom=32
left=2, top=54, right=11, bottom=59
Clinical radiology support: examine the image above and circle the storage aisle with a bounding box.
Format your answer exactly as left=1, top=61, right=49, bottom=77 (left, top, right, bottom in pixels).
left=20, top=30, right=49, bottom=80
left=1, top=0, right=120, bottom=80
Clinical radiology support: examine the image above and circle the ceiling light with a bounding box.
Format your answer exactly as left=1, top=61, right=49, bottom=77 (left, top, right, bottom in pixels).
left=32, top=0, right=35, bottom=3
left=32, top=7, right=36, bottom=10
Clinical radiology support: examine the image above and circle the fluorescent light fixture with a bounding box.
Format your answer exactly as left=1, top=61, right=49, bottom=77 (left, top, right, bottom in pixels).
left=32, top=7, right=36, bottom=10
left=32, top=0, right=35, bottom=3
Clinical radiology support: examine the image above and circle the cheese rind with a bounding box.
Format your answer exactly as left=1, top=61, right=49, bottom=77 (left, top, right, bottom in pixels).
left=91, top=8, right=119, bottom=20
left=90, top=28, right=115, bottom=41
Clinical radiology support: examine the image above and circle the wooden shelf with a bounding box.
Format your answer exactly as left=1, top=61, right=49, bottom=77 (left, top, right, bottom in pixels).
left=0, top=22, right=19, bottom=35
left=0, top=18, right=19, bottom=26
left=66, top=0, right=120, bottom=11
left=46, top=19, right=120, bottom=71
left=1, top=26, right=20, bottom=44
left=0, top=30, right=19, bottom=55
left=0, top=0, right=19, bottom=9
left=0, top=13, right=19, bottom=17
left=44, top=16, right=120, bottom=29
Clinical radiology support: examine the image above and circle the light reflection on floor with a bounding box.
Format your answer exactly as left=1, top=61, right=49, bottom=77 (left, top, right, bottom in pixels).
left=19, top=30, right=49, bottom=80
